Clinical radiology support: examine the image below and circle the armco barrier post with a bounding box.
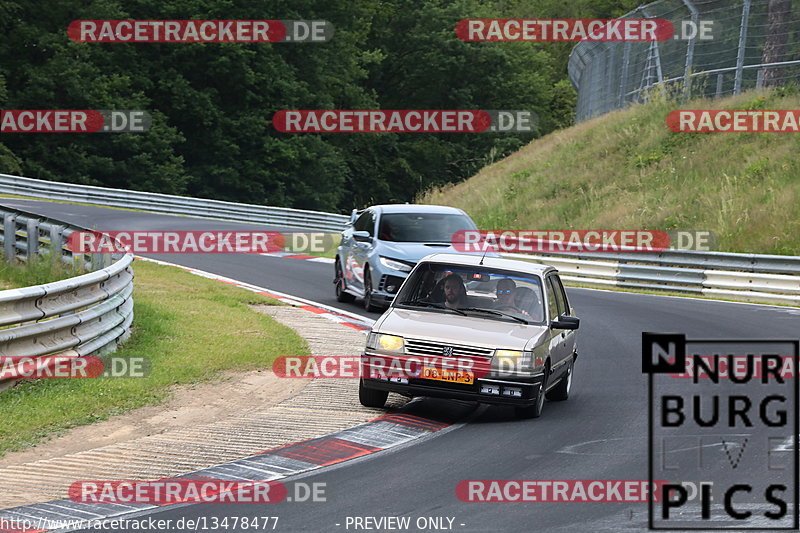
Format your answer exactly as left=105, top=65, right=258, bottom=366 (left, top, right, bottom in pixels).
left=26, top=217, right=39, bottom=259
left=3, top=213, right=16, bottom=261
left=49, top=224, right=65, bottom=257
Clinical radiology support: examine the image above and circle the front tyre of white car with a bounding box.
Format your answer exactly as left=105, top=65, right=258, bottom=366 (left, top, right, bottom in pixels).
left=335, top=258, right=355, bottom=303
left=363, top=266, right=381, bottom=312
left=515, top=367, right=548, bottom=419
left=359, top=379, right=388, bottom=408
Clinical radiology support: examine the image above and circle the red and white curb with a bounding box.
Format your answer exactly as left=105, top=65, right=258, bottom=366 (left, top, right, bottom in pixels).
left=135, top=256, right=372, bottom=332
left=0, top=411, right=473, bottom=533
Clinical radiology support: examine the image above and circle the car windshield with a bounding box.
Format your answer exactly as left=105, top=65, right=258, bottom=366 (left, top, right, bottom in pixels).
left=394, top=262, right=546, bottom=324
left=377, top=213, right=475, bottom=243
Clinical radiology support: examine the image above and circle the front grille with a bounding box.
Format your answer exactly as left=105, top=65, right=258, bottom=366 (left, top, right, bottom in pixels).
left=405, top=338, right=494, bottom=359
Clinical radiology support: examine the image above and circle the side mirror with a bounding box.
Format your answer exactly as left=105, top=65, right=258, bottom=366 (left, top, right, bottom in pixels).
left=353, top=230, right=372, bottom=243
left=551, top=316, right=580, bottom=330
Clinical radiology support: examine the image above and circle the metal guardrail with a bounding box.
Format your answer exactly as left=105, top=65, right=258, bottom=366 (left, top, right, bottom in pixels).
left=503, top=249, right=800, bottom=306
left=0, top=206, right=134, bottom=389
left=1, top=172, right=797, bottom=306
left=0, top=173, right=349, bottom=232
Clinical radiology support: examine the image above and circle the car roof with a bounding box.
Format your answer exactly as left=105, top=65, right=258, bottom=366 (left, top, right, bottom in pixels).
left=369, top=204, right=467, bottom=215
left=418, top=253, right=556, bottom=277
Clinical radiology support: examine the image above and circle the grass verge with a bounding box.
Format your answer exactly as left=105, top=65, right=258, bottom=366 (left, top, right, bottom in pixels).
left=0, top=254, right=84, bottom=290
left=421, top=88, right=800, bottom=255
left=0, top=259, right=309, bottom=456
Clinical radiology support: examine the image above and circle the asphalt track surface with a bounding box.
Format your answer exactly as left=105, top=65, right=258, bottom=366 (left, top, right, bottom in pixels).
left=5, top=199, right=800, bottom=532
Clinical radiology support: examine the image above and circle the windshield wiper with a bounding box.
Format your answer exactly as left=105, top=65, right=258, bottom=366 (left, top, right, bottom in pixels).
left=459, top=307, right=530, bottom=324
left=396, top=300, right=467, bottom=316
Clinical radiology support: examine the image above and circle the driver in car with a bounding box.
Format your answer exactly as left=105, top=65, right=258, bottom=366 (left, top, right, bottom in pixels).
left=442, top=273, right=467, bottom=309
left=493, top=278, right=519, bottom=312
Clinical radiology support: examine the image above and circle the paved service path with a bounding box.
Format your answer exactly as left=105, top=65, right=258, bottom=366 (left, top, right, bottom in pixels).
left=0, top=306, right=404, bottom=509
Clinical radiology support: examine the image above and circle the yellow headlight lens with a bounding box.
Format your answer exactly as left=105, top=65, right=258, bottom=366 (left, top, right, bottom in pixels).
left=495, top=350, right=527, bottom=372
left=378, top=334, right=404, bottom=352
left=495, top=349, right=523, bottom=359
left=495, top=349, right=523, bottom=370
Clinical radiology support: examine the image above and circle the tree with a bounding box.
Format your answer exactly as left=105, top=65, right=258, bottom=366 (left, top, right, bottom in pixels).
left=762, top=0, right=793, bottom=87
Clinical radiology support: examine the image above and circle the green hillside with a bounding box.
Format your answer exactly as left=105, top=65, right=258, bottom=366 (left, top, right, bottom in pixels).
left=420, top=88, right=800, bottom=255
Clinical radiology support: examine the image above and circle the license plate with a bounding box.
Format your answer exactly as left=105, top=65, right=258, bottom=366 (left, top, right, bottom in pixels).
left=420, top=366, right=474, bottom=384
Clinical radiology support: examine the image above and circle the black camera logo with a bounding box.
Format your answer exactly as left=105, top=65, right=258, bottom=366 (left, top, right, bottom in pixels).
left=642, top=332, right=686, bottom=374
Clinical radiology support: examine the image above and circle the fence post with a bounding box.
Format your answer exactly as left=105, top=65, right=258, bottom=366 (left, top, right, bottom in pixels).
left=49, top=224, right=65, bottom=259
left=716, top=73, right=725, bottom=96
left=682, top=0, right=699, bottom=98
left=734, top=0, right=752, bottom=94
left=618, top=41, right=632, bottom=107
left=3, top=213, right=16, bottom=261
left=641, top=7, right=665, bottom=97
left=26, top=218, right=39, bottom=260
left=604, top=45, right=616, bottom=114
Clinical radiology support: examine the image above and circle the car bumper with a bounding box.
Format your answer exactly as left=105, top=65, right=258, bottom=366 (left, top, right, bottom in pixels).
left=360, top=373, right=545, bottom=407
left=369, top=272, right=409, bottom=305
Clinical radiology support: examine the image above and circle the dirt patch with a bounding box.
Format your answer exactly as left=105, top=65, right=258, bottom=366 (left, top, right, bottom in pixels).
left=0, top=369, right=309, bottom=467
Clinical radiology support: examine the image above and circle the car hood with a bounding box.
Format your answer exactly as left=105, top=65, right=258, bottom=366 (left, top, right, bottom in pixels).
left=377, top=241, right=499, bottom=262
left=377, top=241, right=460, bottom=262
left=374, top=308, right=547, bottom=351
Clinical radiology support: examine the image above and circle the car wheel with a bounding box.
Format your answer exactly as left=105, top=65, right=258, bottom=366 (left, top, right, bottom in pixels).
left=546, top=357, right=574, bottom=402
left=515, top=368, right=548, bottom=419
left=334, top=259, right=355, bottom=303
left=363, top=267, right=381, bottom=312
left=359, top=379, right=388, bottom=408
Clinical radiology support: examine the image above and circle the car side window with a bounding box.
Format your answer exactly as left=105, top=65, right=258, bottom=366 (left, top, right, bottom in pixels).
left=353, top=211, right=375, bottom=235
left=544, top=277, right=559, bottom=321
left=549, top=276, right=568, bottom=317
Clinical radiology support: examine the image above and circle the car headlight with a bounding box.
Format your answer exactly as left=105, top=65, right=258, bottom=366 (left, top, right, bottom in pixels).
left=379, top=256, right=413, bottom=272
left=367, top=333, right=405, bottom=353
left=494, top=349, right=533, bottom=372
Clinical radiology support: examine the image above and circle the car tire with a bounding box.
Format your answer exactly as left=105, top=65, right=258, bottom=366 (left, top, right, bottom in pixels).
left=334, top=259, right=355, bottom=303
left=359, top=379, right=388, bottom=408
left=515, top=368, right=548, bottom=419
left=363, top=267, right=381, bottom=312
left=546, top=357, right=574, bottom=402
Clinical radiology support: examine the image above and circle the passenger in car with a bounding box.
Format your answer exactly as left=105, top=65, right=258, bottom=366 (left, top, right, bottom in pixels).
left=514, top=286, right=542, bottom=320
left=494, top=278, right=519, bottom=312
